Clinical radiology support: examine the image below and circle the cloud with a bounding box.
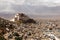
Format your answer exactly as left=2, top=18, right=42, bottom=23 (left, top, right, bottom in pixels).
left=0, top=0, right=25, bottom=5
left=24, top=0, right=60, bottom=6
left=0, top=0, right=26, bottom=12
left=0, top=0, right=60, bottom=7
left=13, top=0, right=25, bottom=5
left=0, top=0, right=60, bottom=6
left=0, top=0, right=60, bottom=13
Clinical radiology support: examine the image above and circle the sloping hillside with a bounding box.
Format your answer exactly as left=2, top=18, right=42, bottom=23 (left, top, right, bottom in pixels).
left=0, top=17, right=15, bottom=35
left=0, top=13, right=60, bottom=40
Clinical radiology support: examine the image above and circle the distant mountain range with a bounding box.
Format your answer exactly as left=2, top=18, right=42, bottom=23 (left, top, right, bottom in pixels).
left=0, top=5, right=60, bottom=19
left=7, top=5, right=60, bottom=15
left=0, top=5, right=60, bottom=15
left=0, top=12, right=60, bottom=20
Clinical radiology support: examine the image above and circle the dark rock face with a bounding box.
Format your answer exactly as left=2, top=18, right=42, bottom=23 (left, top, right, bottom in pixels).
left=15, top=36, right=23, bottom=40
left=0, top=28, right=6, bottom=35
left=13, top=32, right=20, bottom=36
left=14, top=13, right=36, bottom=23
left=8, top=34, right=13, bottom=39
left=23, top=19, right=36, bottom=23
left=0, top=36, right=6, bottom=40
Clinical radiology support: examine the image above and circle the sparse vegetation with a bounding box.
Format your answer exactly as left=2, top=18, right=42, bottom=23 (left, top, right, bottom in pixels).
left=0, top=13, right=60, bottom=40
left=13, top=32, right=19, bottom=36
left=0, top=36, right=6, bottom=40
left=15, top=36, right=22, bottom=40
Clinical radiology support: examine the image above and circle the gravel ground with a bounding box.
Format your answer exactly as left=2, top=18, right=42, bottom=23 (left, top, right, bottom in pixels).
left=3, top=19, right=60, bottom=40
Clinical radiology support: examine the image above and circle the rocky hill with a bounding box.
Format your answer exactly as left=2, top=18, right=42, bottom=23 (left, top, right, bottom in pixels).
left=0, top=13, right=60, bottom=40
left=0, top=17, right=16, bottom=35
left=11, top=13, right=36, bottom=23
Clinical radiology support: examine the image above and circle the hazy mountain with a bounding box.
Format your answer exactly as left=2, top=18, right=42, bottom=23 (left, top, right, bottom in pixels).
left=0, top=5, right=60, bottom=19
left=11, top=5, right=60, bottom=15
left=0, top=4, right=60, bottom=15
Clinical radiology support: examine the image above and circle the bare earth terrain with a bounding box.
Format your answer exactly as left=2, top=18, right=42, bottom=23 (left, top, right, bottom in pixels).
left=0, top=13, right=60, bottom=40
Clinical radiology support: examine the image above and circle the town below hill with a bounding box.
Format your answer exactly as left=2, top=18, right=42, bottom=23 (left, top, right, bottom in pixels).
left=0, top=13, right=60, bottom=40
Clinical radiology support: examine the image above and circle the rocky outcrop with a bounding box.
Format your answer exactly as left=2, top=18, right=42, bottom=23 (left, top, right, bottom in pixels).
left=0, top=13, right=60, bottom=40
left=0, top=13, right=36, bottom=35
left=14, top=13, right=36, bottom=23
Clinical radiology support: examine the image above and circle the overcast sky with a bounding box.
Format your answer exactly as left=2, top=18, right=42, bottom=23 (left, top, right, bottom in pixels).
left=0, top=0, right=60, bottom=6
left=0, top=0, right=60, bottom=15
